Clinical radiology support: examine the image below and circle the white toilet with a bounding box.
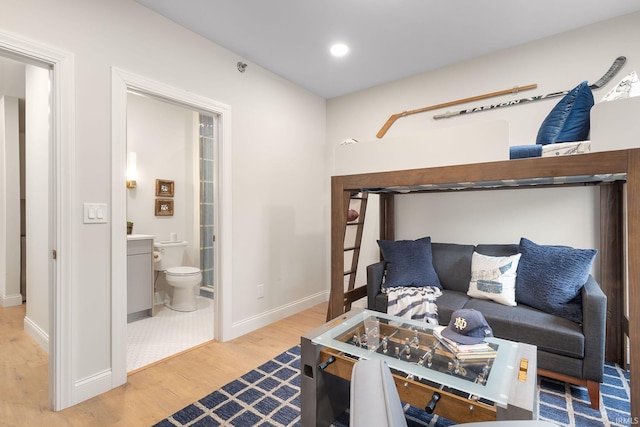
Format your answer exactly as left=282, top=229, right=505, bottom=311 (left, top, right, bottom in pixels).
left=153, top=240, right=202, bottom=312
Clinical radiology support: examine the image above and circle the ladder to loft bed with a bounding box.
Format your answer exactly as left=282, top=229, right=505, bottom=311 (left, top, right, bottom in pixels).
left=341, top=192, right=368, bottom=312
left=329, top=191, right=395, bottom=320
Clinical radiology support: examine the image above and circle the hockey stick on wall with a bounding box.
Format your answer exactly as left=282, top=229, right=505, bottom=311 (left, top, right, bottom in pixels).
left=376, top=84, right=537, bottom=138
left=433, top=56, right=627, bottom=120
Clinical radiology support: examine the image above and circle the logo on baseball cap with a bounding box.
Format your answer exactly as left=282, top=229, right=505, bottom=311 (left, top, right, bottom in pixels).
left=441, top=309, right=493, bottom=344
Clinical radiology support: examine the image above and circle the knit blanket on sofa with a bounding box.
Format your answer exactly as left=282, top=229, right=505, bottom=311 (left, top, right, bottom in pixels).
left=385, top=286, right=441, bottom=325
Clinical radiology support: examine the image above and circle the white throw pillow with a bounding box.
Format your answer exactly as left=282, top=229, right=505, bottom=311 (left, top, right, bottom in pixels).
left=467, top=252, right=521, bottom=306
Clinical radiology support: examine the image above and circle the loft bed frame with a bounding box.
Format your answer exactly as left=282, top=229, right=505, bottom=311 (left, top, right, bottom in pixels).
left=329, top=148, right=638, bottom=416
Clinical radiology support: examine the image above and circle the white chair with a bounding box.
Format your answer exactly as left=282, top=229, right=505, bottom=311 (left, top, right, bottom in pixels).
left=350, top=359, right=407, bottom=427
left=349, top=358, right=556, bottom=427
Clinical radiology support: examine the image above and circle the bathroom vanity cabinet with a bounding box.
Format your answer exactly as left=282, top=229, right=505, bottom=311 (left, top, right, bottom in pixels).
left=127, top=235, right=155, bottom=323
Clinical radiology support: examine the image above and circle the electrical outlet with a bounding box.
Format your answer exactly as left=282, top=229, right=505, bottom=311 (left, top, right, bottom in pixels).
left=257, top=284, right=265, bottom=299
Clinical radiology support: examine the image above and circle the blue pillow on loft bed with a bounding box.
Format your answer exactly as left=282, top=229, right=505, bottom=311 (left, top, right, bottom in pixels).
left=510, top=144, right=542, bottom=159
left=509, top=81, right=594, bottom=159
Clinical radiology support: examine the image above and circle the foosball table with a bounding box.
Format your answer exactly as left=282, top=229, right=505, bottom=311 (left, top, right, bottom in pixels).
left=300, top=308, right=537, bottom=426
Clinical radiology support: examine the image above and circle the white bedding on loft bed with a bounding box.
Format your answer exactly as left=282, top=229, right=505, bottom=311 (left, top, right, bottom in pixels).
left=541, top=141, right=591, bottom=157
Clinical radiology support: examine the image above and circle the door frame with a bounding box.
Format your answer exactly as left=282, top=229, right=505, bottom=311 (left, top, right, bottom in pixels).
left=0, top=32, right=75, bottom=410
left=110, top=68, right=233, bottom=386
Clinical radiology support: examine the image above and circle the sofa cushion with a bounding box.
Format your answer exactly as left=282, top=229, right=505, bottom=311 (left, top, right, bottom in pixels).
left=377, top=237, right=441, bottom=289
left=537, top=350, right=584, bottom=381
left=435, top=289, right=471, bottom=326
left=463, top=298, right=584, bottom=359
left=515, top=238, right=597, bottom=324
left=431, top=243, right=475, bottom=293
left=467, top=252, right=521, bottom=306
left=536, top=81, right=594, bottom=146
left=475, top=244, right=519, bottom=257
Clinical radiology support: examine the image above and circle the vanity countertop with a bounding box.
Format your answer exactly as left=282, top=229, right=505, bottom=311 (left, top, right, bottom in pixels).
left=127, top=234, right=156, bottom=241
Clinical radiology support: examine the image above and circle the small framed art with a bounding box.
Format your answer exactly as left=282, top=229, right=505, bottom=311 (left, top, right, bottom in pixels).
left=155, top=179, right=175, bottom=197
left=155, top=199, right=174, bottom=216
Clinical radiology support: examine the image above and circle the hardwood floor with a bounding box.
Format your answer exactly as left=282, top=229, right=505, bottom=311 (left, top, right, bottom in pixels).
left=0, top=302, right=328, bottom=427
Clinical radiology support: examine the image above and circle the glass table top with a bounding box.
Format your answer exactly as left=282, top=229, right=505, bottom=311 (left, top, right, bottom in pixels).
left=312, top=309, right=519, bottom=406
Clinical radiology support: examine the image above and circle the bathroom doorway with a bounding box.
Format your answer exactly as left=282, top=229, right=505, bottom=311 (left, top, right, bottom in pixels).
left=111, top=68, right=232, bottom=384
left=125, top=91, right=216, bottom=371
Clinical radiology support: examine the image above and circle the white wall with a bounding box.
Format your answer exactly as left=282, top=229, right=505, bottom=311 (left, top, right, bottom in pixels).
left=0, top=57, right=25, bottom=98
left=0, top=96, right=22, bottom=307
left=24, top=65, right=50, bottom=351
left=328, top=12, right=640, bottom=146
left=126, top=93, right=198, bottom=265
left=0, top=58, right=26, bottom=308
left=0, top=0, right=327, bottom=407
left=327, top=12, right=640, bottom=286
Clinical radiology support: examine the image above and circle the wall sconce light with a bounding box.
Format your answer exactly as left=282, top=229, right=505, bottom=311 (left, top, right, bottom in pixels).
left=126, top=152, right=137, bottom=188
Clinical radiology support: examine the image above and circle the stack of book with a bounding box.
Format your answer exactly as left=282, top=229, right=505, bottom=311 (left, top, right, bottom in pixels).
left=433, top=326, right=498, bottom=360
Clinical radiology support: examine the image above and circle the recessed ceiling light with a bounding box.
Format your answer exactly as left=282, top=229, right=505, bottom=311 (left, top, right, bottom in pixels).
left=330, top=43, right=349, bottom=57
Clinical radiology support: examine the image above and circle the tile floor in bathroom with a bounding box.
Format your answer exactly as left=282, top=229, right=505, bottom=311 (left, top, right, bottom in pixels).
left=126, top=296, right=214, bottom=372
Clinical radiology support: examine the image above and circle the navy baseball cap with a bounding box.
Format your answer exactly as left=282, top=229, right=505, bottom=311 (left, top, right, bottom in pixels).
left=441, top=309, right=493, bottom=344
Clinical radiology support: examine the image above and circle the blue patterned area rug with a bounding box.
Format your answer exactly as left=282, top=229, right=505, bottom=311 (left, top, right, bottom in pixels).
left=153, top=346, right=631, bottom=427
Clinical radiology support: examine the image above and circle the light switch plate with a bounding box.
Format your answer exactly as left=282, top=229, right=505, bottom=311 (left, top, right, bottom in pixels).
left=84, top=203, right=108, bottom=224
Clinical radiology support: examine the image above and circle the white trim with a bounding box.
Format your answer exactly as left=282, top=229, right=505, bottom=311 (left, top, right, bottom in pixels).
left=229, top=292, right=329, bottom=340
left=1, top=293, right=23, bottom=307
left=110, top=69, right=233, bottom=388
left=192, top=114, right=201, bottom=270
left=0, top=30, right=75, bottom=411
left=24, top=314, right=49, bottom=352
left=110, top=70, right=129, bottom=388
left=73, top=369, right=112, bottom=404
left=215, top=95, right=233, bottom=342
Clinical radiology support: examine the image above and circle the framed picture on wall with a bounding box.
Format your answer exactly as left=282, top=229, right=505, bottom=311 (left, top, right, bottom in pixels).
left=155, top=179, right=175, bottom=197
left=155, top=199, right=174, bottom=216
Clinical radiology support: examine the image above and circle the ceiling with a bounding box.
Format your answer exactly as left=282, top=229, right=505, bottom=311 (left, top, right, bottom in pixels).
left=136, top=0, right=640, bottom=99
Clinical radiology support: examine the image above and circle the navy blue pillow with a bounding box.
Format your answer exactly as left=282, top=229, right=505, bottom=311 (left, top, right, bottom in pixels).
left=377, top=237, right=441, bottom=289
left=509, top=144, right=542, bottom=159
left=515, top=237, right=597, bottom=323
left=536, top=81, right=594, bottom=146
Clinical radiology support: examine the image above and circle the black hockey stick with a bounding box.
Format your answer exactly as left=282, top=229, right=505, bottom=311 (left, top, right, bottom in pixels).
left=433, top=56, right=627, bottom=119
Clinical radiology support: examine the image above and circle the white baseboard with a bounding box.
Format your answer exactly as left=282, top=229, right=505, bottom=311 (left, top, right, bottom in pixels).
left=228, top=291, right=329, bottom=341
left=73, top=369, right=113, bottom=406
left=1, top=293, right=23, bottom=307
left=24, top=315, right=49, bottom=353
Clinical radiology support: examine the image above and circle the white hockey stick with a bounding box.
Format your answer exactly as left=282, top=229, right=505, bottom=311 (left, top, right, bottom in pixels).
left=433, top=56, right=627, bottom=119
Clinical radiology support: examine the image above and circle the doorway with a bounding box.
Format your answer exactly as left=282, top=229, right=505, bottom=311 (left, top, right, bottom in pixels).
left=110, top=68, right=233, bottom=386
left=0, top=33, right=74, bottom=410
left=124, top=91, right=215, bottom=371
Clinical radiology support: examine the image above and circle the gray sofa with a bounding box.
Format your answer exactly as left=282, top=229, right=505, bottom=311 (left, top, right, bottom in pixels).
left=367, top=242, right=606, bottom=410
